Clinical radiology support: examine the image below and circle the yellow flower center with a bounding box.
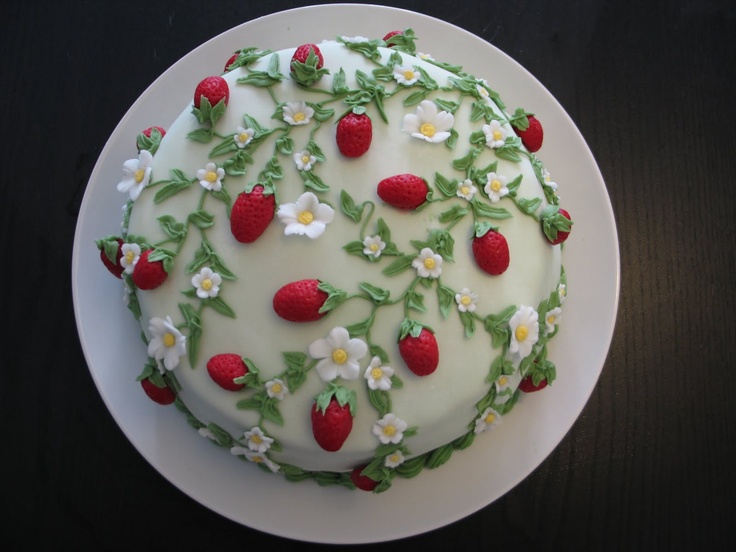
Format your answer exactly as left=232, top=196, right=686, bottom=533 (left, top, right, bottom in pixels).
left=423, top=257, right=436, bottom=270
left=205, top=171, right=218, bottom=183
left=370, top=243, right=379, bottom=252
left=301, top=154, right=311, bottom=164
left=383, top=425, right=396, bottom=437
left=239, top=132, right=250, bottom=142
left=389, top=453, right=401, bottom=463
left=332, top=348, right=348, bottom=365
left=201, top=278, right=212, bottom=291
left=293, top=111, right=306, bottom=122
left=163, top=332, right=176, bottom=348
left=460, top=185, right=470, bottom=196
left=460, top=295, right=472, bottom=306
left=485, top=412, right=496, bottom=424
left=420, top=122, right=436, bottom=137
left=252, top=455, right=264, bottom=464
left=370, top=367, right=384, bottom=380
left=251, top=434, right=263, bottom=445
left=515, top=325, right=529, bottom=342
left=134, top=168, right=146, bottom=183
left=124, top=251, right=135, bottom=264
left=403, top=70, right=415, bottom=80
left=490, top=179, right=502, bottom=192
left=498, top=376, right=508, bottom=387
left=297, top=210, right=314, bottom=225
left=493, top=130, right=503, bottom=141
left=270, top=382, right=282, bottom=394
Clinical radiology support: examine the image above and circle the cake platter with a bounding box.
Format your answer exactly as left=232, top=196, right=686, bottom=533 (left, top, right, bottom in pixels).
left=72, top=4, right=619, bottom=544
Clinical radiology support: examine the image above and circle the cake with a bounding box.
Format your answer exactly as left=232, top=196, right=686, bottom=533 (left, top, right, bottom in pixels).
left=96, top=29, right=572, bottom=493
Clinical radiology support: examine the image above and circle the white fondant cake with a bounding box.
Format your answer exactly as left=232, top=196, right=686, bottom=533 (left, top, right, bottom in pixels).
left=97, top=30, right=572, bottom=492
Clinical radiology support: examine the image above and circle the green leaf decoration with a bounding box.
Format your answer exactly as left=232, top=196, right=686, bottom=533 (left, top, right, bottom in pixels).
left=345, top=311, right=376, bottom=338
left=471, top=200, right=512, bottom=220
left=187, top=210, right=215, bottom=230
left=382, top=254, right=414, bottom=276
left=202, top=296, right=236, bottom=318
left=331, top=68, right=349, bottom=95
left=340, top=190, right=364, bottom=222
left=406, top=289, right=427, bottom=313
left=437, top=285, right=455, bottom=319
left=358, top=282, right=391, bottom=304
left=459, top=311, right=476, bottom=337
left=136, top=127, right=164, bottom=155
left=425, top=443, right=453, bottom=469
left=290, top=48, right=331, bottom=87
left=484, top=305, right=517, bottom=349
left=517, top=197, right=544, bottom=217
left=434, top=172, right=458, bottom=197
left=157, top=215, right=188, bottom=241
left=368, top=389, right=391, bottom=418
left=317, top=281, right=348, bottom=313
left=439, top=204, right=469, bottom=225
left=179, top=302, right=202, bottom=368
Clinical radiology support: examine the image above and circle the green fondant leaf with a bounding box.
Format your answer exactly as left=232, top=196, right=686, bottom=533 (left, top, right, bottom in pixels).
left=358, top=282, right=391, bottom=304
left=382, top=254, right=414, bottom=276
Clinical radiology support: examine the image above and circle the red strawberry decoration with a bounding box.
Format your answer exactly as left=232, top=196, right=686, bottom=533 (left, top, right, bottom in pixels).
left=542, top=207, right=573, bottom=245
left=131, top=249, right=168, bottom=290
left=376, top=173, right=428, bottom=210
left=291, top=43, right=324, bottom=69
left=350, top=465, right=379, bottom=491
left=224, top=53, right=238, bottom=72
left=290, top=44, right=328, bottom=86
left=382, top=30, right=402, bottom=44
left=311, top=384, right=356, bottom=452
left=140, top=378, right=176, bottom=405
left=514, top=115, right=544, bottom=152
left=230, top=185, right=275, bottom=243
left=472, top=226, right=510, bottom=276
left=206, top=353, right=248, bottom=391
left=97, top=237, right=124, bottom=278
left=519, top=375, right=548, bottom=393
left=193, top=75, right=229, bottom=109
left=398, top=320, right=439, bottom=376
left=273, top=279, right=329, bottom=322
left=336, top=111, right=373, bottom=158
left=142, top=126, right=166, bottom=140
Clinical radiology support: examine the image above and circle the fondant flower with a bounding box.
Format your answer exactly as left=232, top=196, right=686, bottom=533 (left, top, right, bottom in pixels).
left=198, top=427, right=215, bottom=440
left=243, top=426, right=273, bottom=453
left=412, top=247, right=443, bottom=279
left=362, top=235, right=386, bottom=259
left=147, top=316, right=187, bottom=372
left=402, top=100, right=454, bottom=143
left=120, top=242, right=141, bottom=274
left=416, top=52, right=434, bottom=61
left=393, top=64, right=419, bottom=86
left=483, top=120, right=507, bottom=149
left=542, top=168, right=559, bottom=192
left=544, top=306, right=562, bottom=334
left=309, top=326, right=368, bottom=382
left=558, top=283, right=567, bottom=304
left=117, top=149, right=153, bottom=201
left=495, top=374, right=512, bottom=393
left=191, top=267, right=222, bottom=299
left=234, top=126, right=255, bottom=149
left=508, top=305, right=540, bottom=359
left=197, top=162, right=225, bottom=192
left=372, top=413, right=408, bottom=445
left=484, top=172, right=509, bottom=203
left=384, top=450, right=406, bottom=468
left=476, top=82, right=492, bottom=102
left=474, top=407, right=501, bottom=435
left=277, top=191, right=335, bottom=239
left=293, top=150, right=317, bottom=171
left=265, top=378, right=288, bottom=400
left=455, top=288, right=478, bottom=313
left=341, top=35, right=371, bottom=43
left=456, top=179, right=477, bottom=201
left=364, top=356, right=394, bottom=391
left=282, top=101, right=314, bottom=126
left=230, top=447, right=280, bottom=473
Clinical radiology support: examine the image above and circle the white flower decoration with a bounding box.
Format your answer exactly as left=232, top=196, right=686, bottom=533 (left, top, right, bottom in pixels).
left=495, top=374, right=512, bottom=393
left=230, top=447, right=280, bottom=473
left=416, top=52, right=434, bottom=61
left=234, top=126, right=255, bottom=149
left=508, top=305, right=540, bottom=359
left=558, top=283, right=567, bottom=304
left=120, top=242, right=141, bottom=274
left=364, top=356, right=394, bottom=391
left=484, top=172, right=509, bottom=203
left=196, top=162, right=225, bottom=192
left=243, top=427, right=273, bottom=453
left=543, top=168, right=559, bottom=192
left=545, top=307, right=562, bottom=334
left=309, top=326, right=368, bottom=382
left=412, top=247, right=443, bottom=279
left=293, top=150, right=317, bottom=171
left=483, top=120, right=507, bottom=149
left=282, top=101, right=314, bottom=126
left=456, top=179, right=477, bottom=201
left=384, top=450, right=406, bottom=468
left=117, top=149, right=153, bottom=201
left=341, top=35, right=370, bottom=43
left=191, top=267, right=222, bottom=299
left=476, top=82, right=492, bottom=102
left=474, top=407, right=502, bottom=435
left=147, top=316, right=187, bottom=372
left=198, top=427, right=215, bottom=440
left=362, top=235, right=386, bottom=259
left=402, top=100, right=454, bottom=143
left=373, top=413, right=408, bottom=445
left=277, top=191, right=335, bottom=239
left=265, top=378, right=288, bottom=400
left=393, top=64, right=419, bottom=86
left=455, top=288, right=478, bottom=313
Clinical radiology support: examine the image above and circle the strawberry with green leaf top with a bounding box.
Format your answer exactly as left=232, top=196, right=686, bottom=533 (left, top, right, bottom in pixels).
left=206, top=353, right=249, bottom=391
left=194, top=75, right=229, bottom=110
left=336, top=110, right=373, bottom=158
left=290, top=44, right=329, bottom=86
left=512, top=114, right=544, bottom=152
left=472, top=223, right=510, bottom=275
left=377, top=173, right=429, bottom=210
left=541, top=206, right=573, bottom=245
left=272, top=279, right=347, bottom=322
left=311, top=383, right=356, bottom=452
left=230, top=184, right=275, bottom=243
left=96, top=236, right=124, bottom=278
left=140, top=377, right=176, bottom=405
left=350, top=465, right=380, bottom=491
left=398, top=319, right=439, bottom=376
left=132, top=248, right=169, bottom=290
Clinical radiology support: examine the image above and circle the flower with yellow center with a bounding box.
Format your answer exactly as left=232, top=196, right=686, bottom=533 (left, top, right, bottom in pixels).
left=265, top=378, right=289, bottom=400
left=233, top=125, right=255, bottom=149
left=454, top=287, right=478, bottom=313
left=508, top=305, right=539, bottom=359
left=496, top=375, right=512, bottom=393
left=293, top=149, right=317, bottom=171
left=362, top=235, right=386, bottom=259
left=545, top=306, right=562, bottom=334
left=230, top=447, right=280, bottom=473
left=384, top=450, right=406, bottom=468
left=393, top=64, right=419, bottom=86
left=277, top=191, right=335, bottom=239
left=474, top=407, right=502, bottom=435
left=482, top=119, right=507, bottom=149
left=309, top=326, right=368, bottom=382
left=117, top=149, right=153, bottom=201
left=243, top=426, right=274, bottom=453
left=558, top=283, right=567, bottom=304
left=412, top=247, right=443, bottom=279
left=364, top=356, right=394, bottom=391
left=196, top=162, right=225, bottom=192
left=191, top=267, right=222, bottom=299
left=372, top=413, right=408, bottom=445
left=484, top=171, right=509, bottom=203
left=120, top=243, right=141, bottom=274
left=456, top=179, right=477, bottom=201
left=282, top=101, right=314, bottom=126
left=147, top=315, right=186, bottom=372
left=402, top=100, right=454, bottom=143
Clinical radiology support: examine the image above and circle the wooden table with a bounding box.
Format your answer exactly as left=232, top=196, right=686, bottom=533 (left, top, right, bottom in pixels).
left=3, top=0, right=734, bottom=548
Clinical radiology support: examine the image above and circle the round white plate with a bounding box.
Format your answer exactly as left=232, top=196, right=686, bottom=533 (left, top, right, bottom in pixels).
left=72, top=4, right=619, bottom=544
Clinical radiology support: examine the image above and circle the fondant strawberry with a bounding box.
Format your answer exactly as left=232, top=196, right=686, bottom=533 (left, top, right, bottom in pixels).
left=376, top=173, right=428, bottom=210
left=398, top=321, right=439, bottom=376
left=206, top=353, right=248, bottom=391
left=542, top=207, right=573, bottom=245
left=350, top=465, right=379, bottom=491
left=311, top=385, right=356, bottom=452
left=519, top=375, right=548, bottom=393
left=140, top=378, right=176, bottom=405
left=97, top=237, right=124, bottom=278
left=514, top=115, right=544, bottom=152
left=142, top=126, right=166, bottom=140
left=224, top=53, right=238, bottom=72
left=131, top=249, right=168, bottom=290
left=382, top=30, right=402, bottom=43
left=273, top=279, right=329, bottom=322
left=472, top=227, right=510, bottom=275
left=290, top=43, right=328, bottom=86
left=291, top=43, right=324, bottom=69
left=194, top=75, right=229, bottom=109
left=336, top=111, right=373, bottom=158
left=230, top=185, right=275, bottom=243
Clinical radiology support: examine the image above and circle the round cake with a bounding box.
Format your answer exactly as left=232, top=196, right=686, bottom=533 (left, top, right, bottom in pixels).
left=96, top=30, right=572, bottom=492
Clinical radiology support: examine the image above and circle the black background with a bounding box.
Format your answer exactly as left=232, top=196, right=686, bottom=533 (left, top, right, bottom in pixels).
left=2, top=0, right=735, bottom=549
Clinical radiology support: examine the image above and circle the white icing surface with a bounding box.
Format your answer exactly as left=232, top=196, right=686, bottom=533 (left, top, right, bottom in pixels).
left=126, top=40, right=562, bottom=472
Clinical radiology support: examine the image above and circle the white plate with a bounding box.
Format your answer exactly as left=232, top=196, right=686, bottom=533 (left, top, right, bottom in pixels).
left=72, top=4, right=619, bottom=544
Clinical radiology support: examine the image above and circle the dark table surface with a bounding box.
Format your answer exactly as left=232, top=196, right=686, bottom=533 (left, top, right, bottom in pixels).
left=3, top=0, right=735, bottom=549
